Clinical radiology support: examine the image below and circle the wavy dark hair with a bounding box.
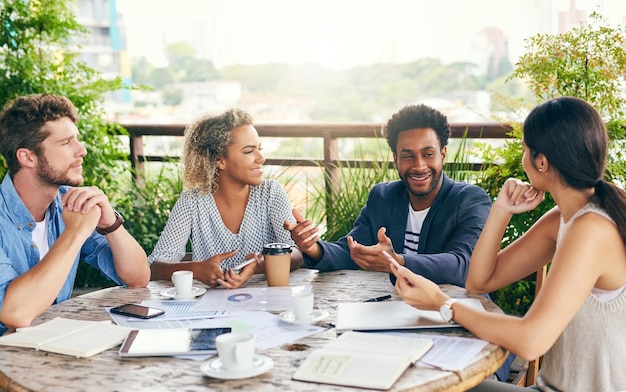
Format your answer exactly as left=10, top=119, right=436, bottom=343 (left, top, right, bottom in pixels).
left=0, top=94, right=79, bottom=176
left=523, top=96, right=626, bottom=245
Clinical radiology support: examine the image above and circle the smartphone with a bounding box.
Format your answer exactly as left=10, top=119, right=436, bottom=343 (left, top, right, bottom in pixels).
left=232, top=257, right=257, bottom=272
left=110, top=304, right=165, bottom=319
left=383, top=250, right=402, bottom=269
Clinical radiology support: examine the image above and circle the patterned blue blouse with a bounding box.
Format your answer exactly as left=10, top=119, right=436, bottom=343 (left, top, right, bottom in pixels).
left=148, top=179, right=295, bottom=270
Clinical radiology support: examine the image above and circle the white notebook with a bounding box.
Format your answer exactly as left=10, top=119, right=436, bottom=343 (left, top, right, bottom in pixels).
left=292, top=331, right=433, bottom=390
left=335, top=299, right=484, bottom=333
left=0, top=317, right=132, bottom=358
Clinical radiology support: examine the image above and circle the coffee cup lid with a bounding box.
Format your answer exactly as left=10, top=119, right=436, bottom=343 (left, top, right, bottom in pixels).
left=262, top=243, right=293, bottom=255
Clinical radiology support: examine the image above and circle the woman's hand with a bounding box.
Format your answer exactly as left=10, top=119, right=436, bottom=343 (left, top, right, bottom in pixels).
left=194, top=251, right=236, bottom=287
left=219, top=260, right=257, bottom=289
left=494, top=178, right=545, bottom=214
left=390, top=261, right=448, bottom=311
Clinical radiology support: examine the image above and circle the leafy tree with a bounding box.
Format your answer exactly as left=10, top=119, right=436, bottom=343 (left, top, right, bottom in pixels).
left=0, top=0, right=129, bottom=188
left=130, top=56, right=156, bottom=86
left=511, top=11, right=626, bottom=143
left=478, top=11, right=626, bottom=315
left=0, top=0, right=135, bottom=287
left=164, top=41, right=219, bottom=82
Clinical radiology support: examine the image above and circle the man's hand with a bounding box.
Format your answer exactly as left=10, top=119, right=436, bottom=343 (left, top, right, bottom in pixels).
left=61, top=205, right=101, bottom=240
left=348, top=227, right=404, bottom=272
left=283, top=208, right=321, bottom=259
left=62, top=186, right=117, bottom=229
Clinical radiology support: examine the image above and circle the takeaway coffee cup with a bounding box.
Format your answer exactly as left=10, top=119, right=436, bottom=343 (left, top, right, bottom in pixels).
left=215, top=332, right=256, bottom=371
left=262, top=243, right=292, bottom=287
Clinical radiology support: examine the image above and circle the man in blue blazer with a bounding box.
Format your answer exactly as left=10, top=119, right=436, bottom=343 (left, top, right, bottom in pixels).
left=285, top=104, right=491, bottom=287
left=284, top=104, right=514, bottom=382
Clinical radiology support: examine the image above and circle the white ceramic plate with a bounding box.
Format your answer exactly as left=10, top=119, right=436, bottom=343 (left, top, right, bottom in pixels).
left=278, top=309, right=329, bottom=324
left=160, top=286, right=207, bottom=300
left=200, top=354, right=273, bottom=380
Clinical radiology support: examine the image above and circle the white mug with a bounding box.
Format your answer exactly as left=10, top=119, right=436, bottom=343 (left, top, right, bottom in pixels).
left=171, top=270, right=193, bottom=297
left=215, top=332, right=256, bottom=371
left=292, top=291, right=314, bottom=321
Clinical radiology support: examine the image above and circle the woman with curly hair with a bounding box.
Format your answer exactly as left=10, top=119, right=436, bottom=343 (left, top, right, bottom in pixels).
left=149, top=108, right=302, bottom=289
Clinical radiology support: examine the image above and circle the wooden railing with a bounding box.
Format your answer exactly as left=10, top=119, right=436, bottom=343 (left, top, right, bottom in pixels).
left=123, top=122, right=514, bottom=194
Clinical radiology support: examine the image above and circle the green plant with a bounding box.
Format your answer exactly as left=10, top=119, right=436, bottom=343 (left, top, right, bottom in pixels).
left=306, top=142, right=396, bottom=242
left=115, top=163, right=184, bottom=253
left=510, top=11, right=626, bottom=181
left=0, top=0, right=139, bottom=288
left=479, top=11, right=626, bottom=315
left=0, top=0, right=131, bottom=185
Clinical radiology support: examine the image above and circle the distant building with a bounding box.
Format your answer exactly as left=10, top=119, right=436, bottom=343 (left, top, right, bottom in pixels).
left=74, top=0, right=131, bottom=108
left=558, top=0, right=587, bottom=33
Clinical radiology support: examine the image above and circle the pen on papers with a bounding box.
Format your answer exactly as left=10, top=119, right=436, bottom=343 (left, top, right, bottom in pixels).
left=363, top=294, right=392, bottom=302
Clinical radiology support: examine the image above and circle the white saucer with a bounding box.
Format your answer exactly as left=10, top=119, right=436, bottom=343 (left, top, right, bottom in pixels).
left=200, top=354, right=273, bottom=380
left=160, top=286, right=207, bottom=300
left=278, top=309, right=329, bottom=324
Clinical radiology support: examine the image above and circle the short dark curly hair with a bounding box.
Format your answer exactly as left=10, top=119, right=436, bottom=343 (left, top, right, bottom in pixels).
left=384, top=104, right=450, bottom=152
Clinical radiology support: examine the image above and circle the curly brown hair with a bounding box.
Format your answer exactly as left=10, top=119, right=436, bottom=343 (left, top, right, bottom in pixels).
left=0, top=94, right=79, bottom=176
left=182, top=108, right=253, bottom=194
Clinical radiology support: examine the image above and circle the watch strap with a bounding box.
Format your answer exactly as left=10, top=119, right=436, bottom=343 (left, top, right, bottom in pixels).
left=442, top=298, right=458, bottom=323
left=96, top=211, right=124, bottom=235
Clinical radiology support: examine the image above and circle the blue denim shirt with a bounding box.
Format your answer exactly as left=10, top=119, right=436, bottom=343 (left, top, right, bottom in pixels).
left=0, top=174, right=123, bottom=335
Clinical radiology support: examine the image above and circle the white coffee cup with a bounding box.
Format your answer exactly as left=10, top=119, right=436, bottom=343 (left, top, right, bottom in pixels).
left=292, top=291, right=314, bottom=321
left=215, top=332, right=256, bottom=371
left=171, top=270, right=193, bottom=297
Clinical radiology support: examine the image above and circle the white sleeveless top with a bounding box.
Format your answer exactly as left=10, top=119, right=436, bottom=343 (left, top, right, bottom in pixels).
left=537, top=202, right=626, bottom=391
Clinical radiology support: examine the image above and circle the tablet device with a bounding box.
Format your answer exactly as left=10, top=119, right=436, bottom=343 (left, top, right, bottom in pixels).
left=119, top=327, right=231, bottom=357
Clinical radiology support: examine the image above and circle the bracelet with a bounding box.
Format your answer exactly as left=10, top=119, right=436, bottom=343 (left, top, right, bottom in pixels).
left=96, top=211, right=125, bottom=235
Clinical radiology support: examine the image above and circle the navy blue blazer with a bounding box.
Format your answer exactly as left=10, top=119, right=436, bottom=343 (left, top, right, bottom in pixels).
left=304, top=174, right=492, bottom=287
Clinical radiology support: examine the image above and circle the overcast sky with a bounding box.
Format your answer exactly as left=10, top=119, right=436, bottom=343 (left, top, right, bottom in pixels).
left=117, top=0, right=626, bottom=69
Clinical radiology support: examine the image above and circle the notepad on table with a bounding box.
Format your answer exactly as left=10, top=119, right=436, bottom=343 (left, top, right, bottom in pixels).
left=0, top=317, right=133, bottom=358
left=292, top=331, right=433, bottom=390
left=335, top=298, right=484, bottom=333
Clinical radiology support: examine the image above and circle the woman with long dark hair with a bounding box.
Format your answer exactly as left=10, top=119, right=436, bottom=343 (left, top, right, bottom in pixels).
left=391, top=96, right=626, bottom=391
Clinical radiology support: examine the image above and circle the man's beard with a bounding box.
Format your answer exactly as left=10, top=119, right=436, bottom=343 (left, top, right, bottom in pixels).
left=402, top=169, right=441, bottom=198
left=37, top=154, right=84, bottom=187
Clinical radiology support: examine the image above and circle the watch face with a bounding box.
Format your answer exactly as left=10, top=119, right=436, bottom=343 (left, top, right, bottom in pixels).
left=440, top=306, right=452, bottom=322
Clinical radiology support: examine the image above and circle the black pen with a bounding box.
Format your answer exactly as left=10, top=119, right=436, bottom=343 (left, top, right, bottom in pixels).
left=363, top=294, right=392, bottom=302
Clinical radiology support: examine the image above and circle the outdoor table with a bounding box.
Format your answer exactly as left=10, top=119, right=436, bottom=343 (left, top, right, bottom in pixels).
left=0, top=269, right=507, bottom=392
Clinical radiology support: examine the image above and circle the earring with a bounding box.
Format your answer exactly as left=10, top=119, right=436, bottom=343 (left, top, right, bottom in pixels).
left=539, top=168, right=543, bottom=172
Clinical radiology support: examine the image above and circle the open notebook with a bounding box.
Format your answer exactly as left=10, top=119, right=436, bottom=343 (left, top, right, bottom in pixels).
left=335, top=298, right=484, bottom=333
left=292, top=331, right=433, bottom=390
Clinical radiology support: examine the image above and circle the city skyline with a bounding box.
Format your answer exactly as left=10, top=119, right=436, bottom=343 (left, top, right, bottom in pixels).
left=117, top=0, right=626, bottom=70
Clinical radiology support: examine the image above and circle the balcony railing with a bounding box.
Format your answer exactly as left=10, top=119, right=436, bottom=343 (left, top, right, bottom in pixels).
left=123, top=122, right=514, bottom=195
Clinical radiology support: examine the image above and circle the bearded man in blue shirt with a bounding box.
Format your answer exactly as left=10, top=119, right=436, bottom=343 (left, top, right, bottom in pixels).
left=0, top=94, right=150, bottom=335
